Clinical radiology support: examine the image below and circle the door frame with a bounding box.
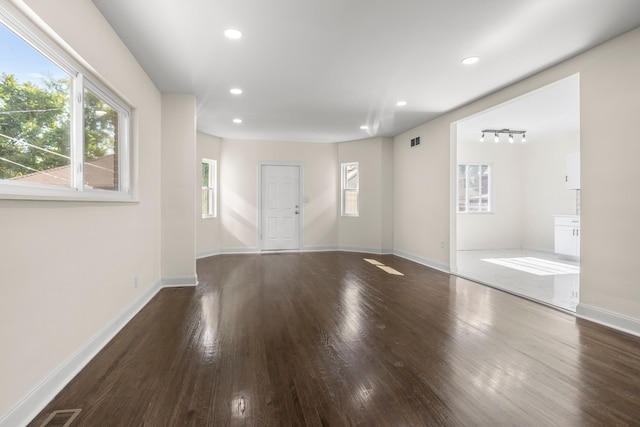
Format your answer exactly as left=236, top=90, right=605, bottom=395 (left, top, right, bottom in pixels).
left=257, top=161, right=304, bottom=251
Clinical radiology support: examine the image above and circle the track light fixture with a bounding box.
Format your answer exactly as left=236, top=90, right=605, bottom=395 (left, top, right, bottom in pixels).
left=480, top=128, right=527, bottom=143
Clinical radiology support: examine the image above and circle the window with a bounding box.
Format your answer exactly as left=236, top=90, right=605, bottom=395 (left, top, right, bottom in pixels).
left=202, top=159, right=216, bottom=218
left=0, top=8, right=131, bottom=200
left=458, top=164, right=491, bottom=213
left=341, top=162, right=359, bottom=216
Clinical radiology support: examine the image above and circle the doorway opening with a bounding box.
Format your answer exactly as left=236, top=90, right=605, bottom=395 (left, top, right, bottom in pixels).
left=451, top=74, right=580, bottom=312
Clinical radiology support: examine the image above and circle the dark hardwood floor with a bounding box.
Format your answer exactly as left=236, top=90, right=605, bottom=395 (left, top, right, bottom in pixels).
left=30, top=252, right=640, bottom=426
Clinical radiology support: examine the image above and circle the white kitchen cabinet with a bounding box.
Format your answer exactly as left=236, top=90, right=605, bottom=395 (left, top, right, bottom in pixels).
left=566, top=152, right=580, bottom=190
left=554, top=215, right=580, bottom=258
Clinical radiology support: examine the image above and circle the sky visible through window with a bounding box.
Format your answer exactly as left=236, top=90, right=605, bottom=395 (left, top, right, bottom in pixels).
left=0, top=23, right=67, bottom=85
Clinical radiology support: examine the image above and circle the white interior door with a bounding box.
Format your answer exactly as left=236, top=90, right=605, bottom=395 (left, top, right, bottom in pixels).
left=261, top=165, right=300, bottom=251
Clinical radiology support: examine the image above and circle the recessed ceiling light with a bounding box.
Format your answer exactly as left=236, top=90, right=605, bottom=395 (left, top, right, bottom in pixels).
left=224, top=29, right=242, bottom=39
left=360, top=125, right=368, bottom=130
left=233, top=118, right=242, bottom=124
left=462, top=56, right=480, bottom=65
left=230, top=88, right=243, bottom=95
left=396, top=101, right=407, bottom=107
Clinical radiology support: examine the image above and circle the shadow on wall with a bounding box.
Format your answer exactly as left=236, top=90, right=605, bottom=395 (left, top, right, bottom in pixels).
left=221, top=190, right=257, bottom=248
left=303, top=185, right=338, bottom=245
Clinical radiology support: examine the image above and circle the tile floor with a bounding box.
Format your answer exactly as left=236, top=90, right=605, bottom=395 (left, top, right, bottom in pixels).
left=455, top=249, right=580, bottom=312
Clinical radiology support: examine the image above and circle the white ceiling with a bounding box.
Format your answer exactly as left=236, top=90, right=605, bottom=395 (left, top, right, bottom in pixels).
left=457, top=74, right=580, bottom=144
left=92, top=0, right=640, bottom=143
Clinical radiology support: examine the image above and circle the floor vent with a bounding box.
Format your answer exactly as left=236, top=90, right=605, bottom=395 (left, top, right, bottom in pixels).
left=39, top=409, right=81, bottom=427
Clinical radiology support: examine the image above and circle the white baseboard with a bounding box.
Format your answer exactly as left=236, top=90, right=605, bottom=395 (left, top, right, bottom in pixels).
left=576, top=303, right=640, bottom=338
left=393, top=249, right=450, bottom=273
left=220, top=247, right=259, bottom=254
left=0, top=279, right=163, bottom=427
left=161, top=275, right=198, bottom=287
left=302, top=245, right=339, bottom=252
left=196, top=249, right=221, bottom=259
left=200, top=246, right=395, bottom=256
left=338, top=246, right=393, bottom=255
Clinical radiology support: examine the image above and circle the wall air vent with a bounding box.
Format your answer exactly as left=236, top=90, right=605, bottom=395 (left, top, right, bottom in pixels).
left=410, top=137, right=421, bottom=147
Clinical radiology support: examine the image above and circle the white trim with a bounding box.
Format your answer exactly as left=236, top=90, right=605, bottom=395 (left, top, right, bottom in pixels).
left=201, top=247, right=397, bottom=256
left=0, top=5, right=133, bottom=202
left=0, top=279, right=163, bottom=427
left=339, top=246, right=393, bottom=255
left=161, top=275, right=198, bottom=287
left=0, top=2, right=77, bottom=78
left=576, top=304, right=640, bottom=338
left=0, top=182, right=137, bottom=202
left=201, top=158, right=217, bottom=218
left=340, top=161, right=359, bottom=217
left=456, top=163, right=492, bottom=213
left=196, top=249, right=222, bottom=259
left=302, top=245, right=339, bottom=252
left=221, top=247, right=260, bottom=254
left=393, top=249, right=450, bottom=274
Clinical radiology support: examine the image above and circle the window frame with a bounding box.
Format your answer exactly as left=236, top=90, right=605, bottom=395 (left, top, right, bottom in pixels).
left=201, top=158, right=217, bottom=218
left=341, top=161, right=359, bottom=217
left=457, top=163, right=492, bottom=214
left=0, top=4, right=132, bottom=202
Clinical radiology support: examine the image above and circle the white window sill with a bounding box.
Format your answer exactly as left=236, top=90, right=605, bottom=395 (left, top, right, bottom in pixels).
left=0, top=183, right=137, bottom=203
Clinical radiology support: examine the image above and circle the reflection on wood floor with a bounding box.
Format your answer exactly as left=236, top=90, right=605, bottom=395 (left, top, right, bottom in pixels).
left=30, top=252, right=640, bottom=426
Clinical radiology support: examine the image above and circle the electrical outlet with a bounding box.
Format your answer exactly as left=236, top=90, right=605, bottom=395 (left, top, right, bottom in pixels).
left=440, top=240, right=445, bottom=249
left=134, top=276, right=138, bottom=288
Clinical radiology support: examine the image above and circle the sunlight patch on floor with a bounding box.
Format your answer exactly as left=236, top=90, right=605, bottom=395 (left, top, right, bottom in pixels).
left=482, top=257, right=580, bottom=276
left=364, top=258, right=404, bottom=275
left=377, top=265, right=404, bottom=276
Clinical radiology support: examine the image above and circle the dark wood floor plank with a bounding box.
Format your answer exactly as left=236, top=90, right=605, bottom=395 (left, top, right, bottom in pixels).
left=29, top=252, right=640, bottom=426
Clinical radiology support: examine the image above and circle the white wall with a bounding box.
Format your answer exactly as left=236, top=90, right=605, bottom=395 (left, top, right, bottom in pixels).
left=338, top=137, right=393, bottom=253
left=393, top=122, right=451, bottom=270
left=161, top=94, right=197, bottom=284
left=394, top=27, right=640, bottom=325
left=522, top=132, right=580, bottom=251
left=456, top=131, right=579, bottom=252
left=196, top=132, right=221, bottom=258
left=456, top=140, right=524, bottom=250
left=381, top=138, right=394, bottom=250
left=580, top=29, right=640, bottom=319
left=0, top=0, right=162, bottom=420
left=219, top=139, right=338, bottom=251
